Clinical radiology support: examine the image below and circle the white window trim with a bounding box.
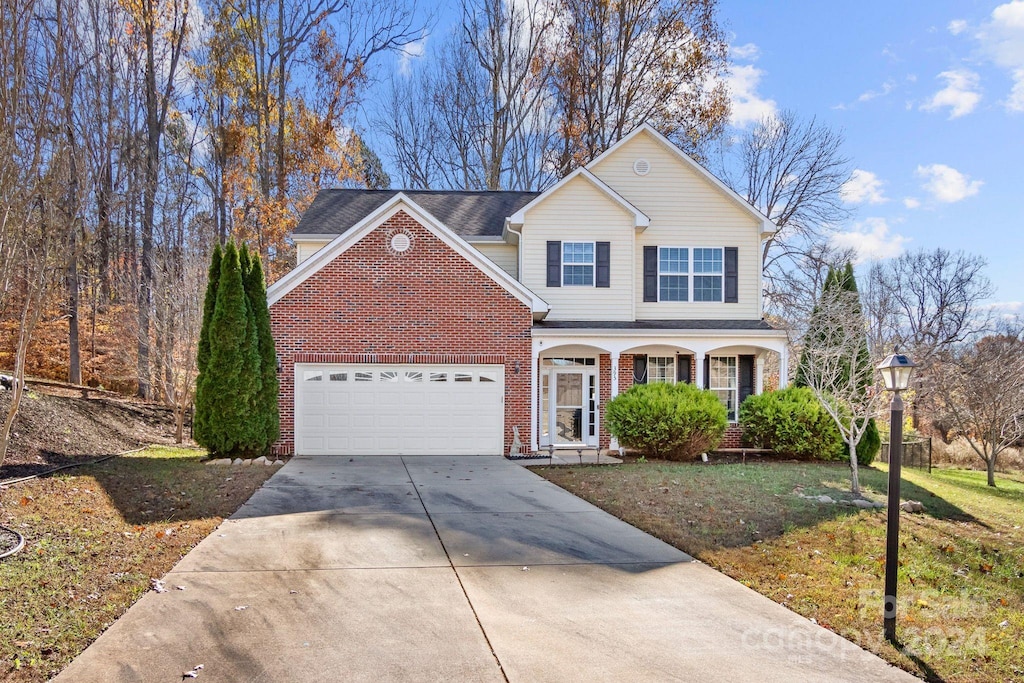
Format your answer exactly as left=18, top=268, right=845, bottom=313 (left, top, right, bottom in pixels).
left=709, top=355, right=739, bottom=422
left=562, top=241, right=596, bottom=287
left=657, top=246, right=724, bottom=303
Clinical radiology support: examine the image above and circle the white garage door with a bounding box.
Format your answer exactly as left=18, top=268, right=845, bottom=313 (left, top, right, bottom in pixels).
left=294, top=364, right=505, bottom=455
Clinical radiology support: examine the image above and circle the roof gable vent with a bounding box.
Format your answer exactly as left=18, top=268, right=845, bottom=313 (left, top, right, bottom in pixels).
left=633, top=158, right=651, bottom=176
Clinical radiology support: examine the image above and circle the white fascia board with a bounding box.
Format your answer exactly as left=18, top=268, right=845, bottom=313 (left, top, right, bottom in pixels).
left=291, top=234, right=337, bottom=241
left=532, top=326, right=788, bottom=339
left=507, top=168, right=650, bottom=229
left=268, top=193, right=549, bottom=316
left=586, top=124, right=778, bottom=235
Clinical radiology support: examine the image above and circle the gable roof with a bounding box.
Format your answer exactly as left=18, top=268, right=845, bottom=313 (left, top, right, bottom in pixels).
left=586, top=124, right=778, bottom=237
left=507, top=168, right=650, bottom=229
left=269, top=193, right=549, bottom=318
left=292, top=189, right=540, bottom=239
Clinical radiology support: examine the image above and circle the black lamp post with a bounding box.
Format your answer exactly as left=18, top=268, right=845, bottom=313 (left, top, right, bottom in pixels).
left=876, top=351, right=916, bottom=643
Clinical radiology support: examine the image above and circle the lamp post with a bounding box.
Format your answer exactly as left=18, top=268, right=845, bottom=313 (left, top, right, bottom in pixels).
left=877, top=351, right=916, bottom=643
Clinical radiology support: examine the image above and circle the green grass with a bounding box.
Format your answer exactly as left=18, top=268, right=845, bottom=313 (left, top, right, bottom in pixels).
left=538, top=461, right=1024, bottom=683
left=0, top=446, right=274, bottom=682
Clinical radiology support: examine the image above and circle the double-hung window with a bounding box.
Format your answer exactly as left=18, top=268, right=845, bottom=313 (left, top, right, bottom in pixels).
left=562, top=242, right=594, bottom=286
left=693, top=248, right=723, bottom=301
left=657, top=247, right=724, bottom=302
left=709, top=356, right=738, bottom=421
left=658, top=248, right=688, bottom=301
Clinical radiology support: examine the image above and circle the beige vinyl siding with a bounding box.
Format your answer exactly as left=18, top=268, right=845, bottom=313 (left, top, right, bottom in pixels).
left=590, top=131, right=762, bottom=320
left=471, top=242, right=518, bottom=278
left=520, top=175, right=634, bottom=321
left=295, top=238, right=332, bottom=264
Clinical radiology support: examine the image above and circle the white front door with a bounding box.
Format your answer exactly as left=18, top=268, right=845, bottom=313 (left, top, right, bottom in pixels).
left=540, top=360, right=598, bottom=448
left=294, top=364, right=504, bottom=455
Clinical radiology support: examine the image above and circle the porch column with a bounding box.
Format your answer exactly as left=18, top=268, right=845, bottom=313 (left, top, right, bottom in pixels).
left=779, top=346, right=789, bottom=388
left=530, top=343, right=540, bottom=452
left=695, top=351, right=706, bottom=389
left=609, top=352, right=620, bottom=453
left=755, top=356, right=765, bottom=395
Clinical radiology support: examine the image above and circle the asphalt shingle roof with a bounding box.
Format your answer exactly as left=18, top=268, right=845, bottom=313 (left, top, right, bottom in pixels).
left=293, top=189, right=541, bottom=238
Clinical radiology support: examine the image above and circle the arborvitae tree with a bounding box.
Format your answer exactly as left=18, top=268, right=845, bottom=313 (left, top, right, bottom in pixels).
left=245, top=254, right=280, bottom=452
left=794, top=266, right=838, bottom=389
left=193, top=243, right=223, bottom=447
left=237, top=242, right=263, bottom=454
left=194, top=242, right=260, bottom=456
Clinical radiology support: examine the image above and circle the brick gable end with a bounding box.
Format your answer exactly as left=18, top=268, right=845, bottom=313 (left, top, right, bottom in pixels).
left=270, top=210, right=534, bottom=455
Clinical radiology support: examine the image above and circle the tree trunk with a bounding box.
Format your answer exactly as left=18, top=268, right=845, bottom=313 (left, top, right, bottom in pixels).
left=66, top=236, right=81, bottom=384
left=848, top=440, right=861, bottom=496
left=175, top=403, right=185, bottom=444
left=987, top=457, right=996, bottom=487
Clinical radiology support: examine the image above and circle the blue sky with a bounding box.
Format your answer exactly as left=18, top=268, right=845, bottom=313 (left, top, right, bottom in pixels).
left=366, top=1, right=1024, bottom=310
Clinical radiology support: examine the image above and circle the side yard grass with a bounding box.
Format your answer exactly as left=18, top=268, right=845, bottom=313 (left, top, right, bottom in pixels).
left=537, top=461, right=1024, bottom=683
left=0, top=446, right=274, bottom=682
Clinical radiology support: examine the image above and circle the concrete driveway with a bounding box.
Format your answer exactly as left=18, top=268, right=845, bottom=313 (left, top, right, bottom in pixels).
left=55, top=455, right=916, bottom=682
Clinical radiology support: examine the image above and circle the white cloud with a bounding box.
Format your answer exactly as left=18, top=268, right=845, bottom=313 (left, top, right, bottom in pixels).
left=724, top=63, right=778, bottom=127
left=948, top=19, right=968, bottom=35
left=902, top=197, right=921, bottom=209
left=397, top=35, right=428, bottom=76
left=920, top=69, right=982, bottom=118
left=730, top=43, right=760, bottom=60
left=831, top=218, right=910, bottom=264
left=858, top=80, right=896, bottom=102
left=974, top=1, right=1024, bottom=111
left=916, top=163, right=983, bottom=202
left=841, top=169, right=888, bottom=204
left=1009, top=68, right=1024, bottom=110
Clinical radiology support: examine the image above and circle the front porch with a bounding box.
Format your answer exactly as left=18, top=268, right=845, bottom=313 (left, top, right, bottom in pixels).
left=529, top=321, right=790, bottom=454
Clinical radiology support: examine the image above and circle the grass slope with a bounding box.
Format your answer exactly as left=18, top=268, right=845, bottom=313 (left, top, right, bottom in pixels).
left=539, top=461, right=1024, bottom=683
left=0, top=446, right=273, bottom=681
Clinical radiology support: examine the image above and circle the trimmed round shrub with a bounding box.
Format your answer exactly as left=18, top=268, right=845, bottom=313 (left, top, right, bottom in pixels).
left=606, top=382, right=727, bottom=461
left=739, top=386, right=845, bottom=461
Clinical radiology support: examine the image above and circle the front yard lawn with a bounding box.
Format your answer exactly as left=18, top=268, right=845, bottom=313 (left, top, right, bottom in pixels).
left=537, top=461, right=1024, bottom=683
left=0, top=446, right=274, bottom=682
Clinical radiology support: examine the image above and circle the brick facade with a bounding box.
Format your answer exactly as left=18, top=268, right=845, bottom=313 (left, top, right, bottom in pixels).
left=269, top=210, right=534, bottom=455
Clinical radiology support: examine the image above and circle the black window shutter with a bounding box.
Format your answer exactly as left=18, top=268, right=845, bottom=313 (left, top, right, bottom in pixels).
left=703, top=355, right=711, bottom=390
left=739, top=355, right=755, bottom=406
left=595, top=241, right=610, bottom=287
left=677, top=354, right=692, bottom=383
left=643, top=246, right=658, bottom=301
left=547, top=241, right=561, bottom=287
left=724, top=247, right=738, bottom=303
left=633, top=355, right=647, bottom=385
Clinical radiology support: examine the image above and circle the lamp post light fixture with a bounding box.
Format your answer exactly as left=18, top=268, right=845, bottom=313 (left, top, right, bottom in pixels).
left=876, top=351, right=916, bottom=643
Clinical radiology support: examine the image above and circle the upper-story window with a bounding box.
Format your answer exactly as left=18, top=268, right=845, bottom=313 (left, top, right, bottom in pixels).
left=657, top=247, right=723, bottom=302
left=693, top=248, right=723, bottom=301
left=658, top=248, right=689, bottom=301
left=562, top=242, right=594, bottom=286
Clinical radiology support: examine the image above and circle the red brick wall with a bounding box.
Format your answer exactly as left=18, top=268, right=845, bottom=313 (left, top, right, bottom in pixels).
left=720, top=424, right=744, bottom=448
left=269, top=210, right=534, bottom=455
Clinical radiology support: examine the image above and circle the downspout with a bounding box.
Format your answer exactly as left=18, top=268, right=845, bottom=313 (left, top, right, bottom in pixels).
left=505, top=219, right=524, bottom=283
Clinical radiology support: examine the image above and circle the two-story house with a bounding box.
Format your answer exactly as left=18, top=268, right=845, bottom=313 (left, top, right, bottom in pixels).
left=267, top=125, right=789, bottom=457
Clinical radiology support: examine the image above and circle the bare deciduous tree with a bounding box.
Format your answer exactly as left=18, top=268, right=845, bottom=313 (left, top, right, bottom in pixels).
left=550, top=0, right=729, bottom=173
left=800, top=287, right=882, bottom=495
left=381, top=0, right=558, bottom=191
left=930, top=324, right=1024, bottom=487
left=715, top=110, right=853, bottom=323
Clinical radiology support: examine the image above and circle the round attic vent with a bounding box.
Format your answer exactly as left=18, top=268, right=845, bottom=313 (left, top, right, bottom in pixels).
left=389, top=231, right=411, bottom=254
left=633, top=158, right=651, bottom=176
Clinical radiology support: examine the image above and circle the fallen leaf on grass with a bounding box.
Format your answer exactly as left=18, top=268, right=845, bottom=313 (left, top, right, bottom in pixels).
left=19, top=496, right=31, bottom=506
left=980, top=563, right=993, bottom=574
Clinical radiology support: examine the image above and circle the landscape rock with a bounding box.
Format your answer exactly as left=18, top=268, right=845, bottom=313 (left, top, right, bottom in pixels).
left=817, top=495, right=835, bottom=504
left=252, top=456, right=268, bottom=465
left=272, top=459, right=285, bottom=466
left=852, top=499, right=883, bottom=509
left=231, top=458, right=244, bottom=466
left=205, top=459, right=232, bottom=466
left=900, top=500, right=925, bottom=513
